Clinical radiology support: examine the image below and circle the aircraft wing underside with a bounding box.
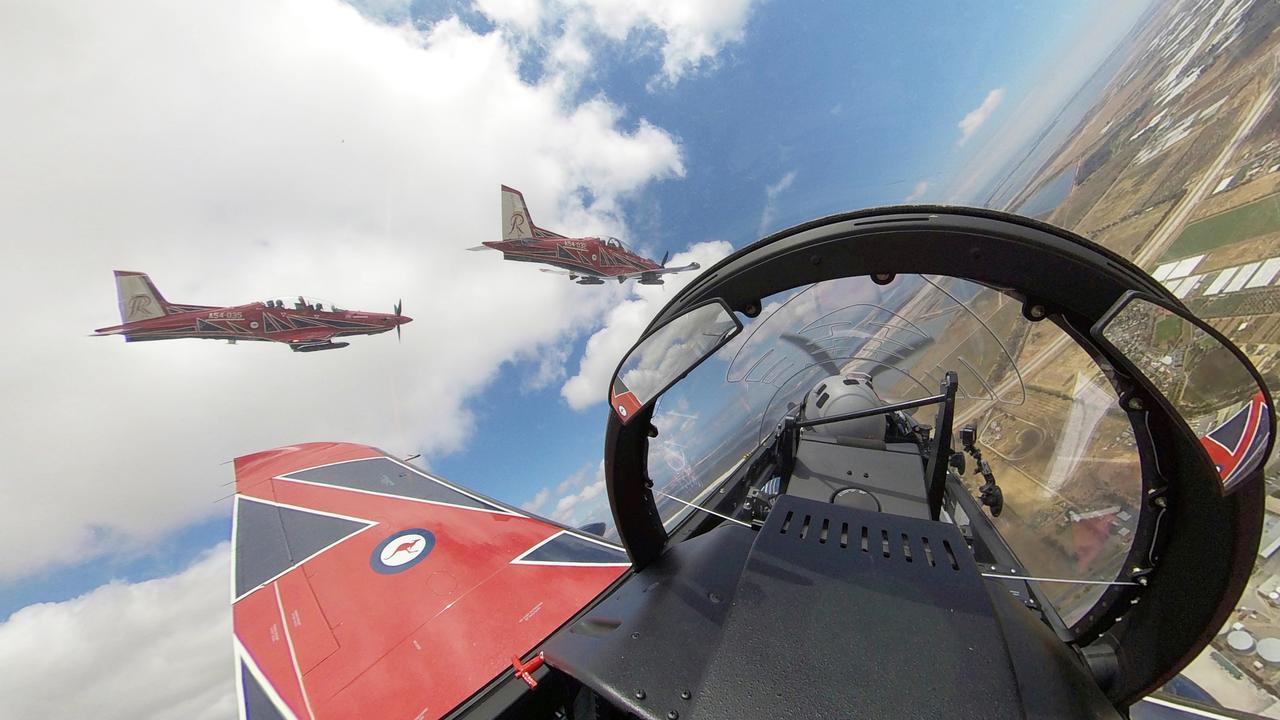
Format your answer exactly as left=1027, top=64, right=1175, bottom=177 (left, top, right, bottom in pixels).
left=231, top=442, right=629, bottom=720
left=610, top=262, right=700, bottom=281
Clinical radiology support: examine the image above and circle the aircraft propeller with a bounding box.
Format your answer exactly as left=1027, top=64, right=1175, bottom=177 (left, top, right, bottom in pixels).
left=395, top=299, right=403, bottom=342
left=660, top=251, right=669, bottom=267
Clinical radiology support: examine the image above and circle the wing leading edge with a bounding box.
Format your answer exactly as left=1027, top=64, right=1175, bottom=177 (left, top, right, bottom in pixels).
left=611, top=262, right=701, bottom=282
left=231, top=442, right=628, bottom=720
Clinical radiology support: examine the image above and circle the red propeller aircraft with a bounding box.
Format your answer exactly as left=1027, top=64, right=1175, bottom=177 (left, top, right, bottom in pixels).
left=93, top=271, right=411, bottom=352
left=469, top=185, right=699, bottom=285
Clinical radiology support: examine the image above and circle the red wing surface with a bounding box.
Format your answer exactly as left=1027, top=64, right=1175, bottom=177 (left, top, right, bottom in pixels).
left=1200, top=390, right=1269, bottom=488
left=232, top=442, right=629, bottom=720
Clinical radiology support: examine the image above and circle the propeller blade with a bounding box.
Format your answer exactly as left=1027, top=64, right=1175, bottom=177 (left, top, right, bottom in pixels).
left=661, top=251, right=669, bottom=267
left=780, top=333, right=842, bottom=376
left=395, top=299, right=403, bottom=342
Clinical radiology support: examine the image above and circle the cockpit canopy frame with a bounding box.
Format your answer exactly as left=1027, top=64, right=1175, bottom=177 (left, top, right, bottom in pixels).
left=603, top=206, right=1273, bottom=704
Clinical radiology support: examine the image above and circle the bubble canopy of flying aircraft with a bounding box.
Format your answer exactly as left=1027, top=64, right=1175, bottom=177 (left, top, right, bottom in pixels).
left=600, top=207, right=1274, bottom=707
left=261, top=296, right=343, bottom=312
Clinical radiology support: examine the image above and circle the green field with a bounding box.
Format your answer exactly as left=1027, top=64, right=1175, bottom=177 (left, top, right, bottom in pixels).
left=1162, top=192, right=1280, bottom=260
left=1154, top=315, right=1183, bottom=344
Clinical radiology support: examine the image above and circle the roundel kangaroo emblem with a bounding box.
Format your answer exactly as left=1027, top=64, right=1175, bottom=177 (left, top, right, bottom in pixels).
left=370, top=529, right=435, bottom=574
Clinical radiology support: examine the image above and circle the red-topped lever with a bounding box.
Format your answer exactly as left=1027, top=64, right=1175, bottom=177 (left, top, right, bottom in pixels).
left=511, top=652, right=546, bottom=689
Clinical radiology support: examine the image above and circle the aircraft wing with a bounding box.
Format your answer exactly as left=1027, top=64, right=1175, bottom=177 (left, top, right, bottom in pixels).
left=231, top=442, right=629, bottom=720
left=612, top=262, right=701, bottom=281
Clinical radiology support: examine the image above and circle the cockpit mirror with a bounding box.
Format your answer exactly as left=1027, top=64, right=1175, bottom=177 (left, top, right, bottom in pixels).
left=1095, top=293, right=1274, bottom=493
left=610, top=299, right=742, bottom=424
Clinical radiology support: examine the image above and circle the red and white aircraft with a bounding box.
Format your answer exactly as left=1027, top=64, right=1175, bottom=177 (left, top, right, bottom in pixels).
left=230, top=442, right=629, bottom=719
left=93, top=271, right=411, bottom=352
left=470, top=186, right=699, bottom=285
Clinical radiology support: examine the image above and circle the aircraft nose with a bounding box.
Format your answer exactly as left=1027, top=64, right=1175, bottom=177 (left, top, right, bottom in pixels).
left=398, top=315, right=413, bottom=324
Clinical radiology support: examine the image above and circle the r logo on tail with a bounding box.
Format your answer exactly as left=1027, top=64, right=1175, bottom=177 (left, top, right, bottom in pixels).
left=126, top=294, right=155, bottom=320
left=112, top=271, right=172, bottom=323
left=501, top=185, right=539, bottom=240
left=507, top=213, right=528, bottom=238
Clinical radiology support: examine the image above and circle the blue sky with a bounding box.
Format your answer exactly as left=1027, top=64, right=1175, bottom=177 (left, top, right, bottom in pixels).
left=438, top=2, right=1146, bottom=511
left=0, top=0, right=1152, bottom=621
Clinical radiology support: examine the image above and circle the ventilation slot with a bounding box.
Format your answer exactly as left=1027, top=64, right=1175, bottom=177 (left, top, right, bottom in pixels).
left=942, top=539, right=959, bottom=570
left=764, top=500, right=968, bottom=577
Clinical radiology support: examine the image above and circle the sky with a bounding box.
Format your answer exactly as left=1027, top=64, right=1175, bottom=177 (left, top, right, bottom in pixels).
left=0, top=0, right=1152, bottom=716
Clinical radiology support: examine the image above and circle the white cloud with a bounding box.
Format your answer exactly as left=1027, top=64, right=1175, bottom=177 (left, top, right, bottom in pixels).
left=0, top=0, right=687, bottom=580
left=551, top=478, right=605, bottom=521
left=942, top=6, right=1151, bottom=204
left=521, top=486, right=552, bottom=513
left=904, top=180, right=930, bottom=202
left=0, top=545, right=234, bottom=720
left=475, top=0, right=547, bottom=31
left=758, top=170, right=797, bottom=235
left=345, top=0, right=415, bottom=22
left=520, top=460, right=610, bottom=530
left=551, top=462, right=608, bottom=525
left=519, top=343, right=570, bottom=393
left=957, top=87, right=1006, bottom=146
left=560, top=240, right=734, bottom=410
left=475, top=0, right=758, bottom=86
left=556, top=464, right=588, bottom=494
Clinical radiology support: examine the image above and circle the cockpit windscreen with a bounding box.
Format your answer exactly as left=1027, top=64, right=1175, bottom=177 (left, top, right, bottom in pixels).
left=645, top=275, right=1143, bottom=625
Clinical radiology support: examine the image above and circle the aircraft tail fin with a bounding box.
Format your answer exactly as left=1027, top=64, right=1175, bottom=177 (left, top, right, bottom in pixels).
left=501, top=185, right=537, bottom=240
left=112, top=271, right=176, bottom=324
left=501, top=185, right=565, bottom=240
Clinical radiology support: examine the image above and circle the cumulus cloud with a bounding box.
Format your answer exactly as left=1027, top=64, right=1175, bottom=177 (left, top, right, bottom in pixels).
left=560, top=240, right=735, bottom=410
left=957, top=87, right=1006, bottom=146
left=904, top=180, right=930, bottom=202
left=519, top=343, right=571, bottom=393
left=521, top=460, right=611, bottom=534
left=552, top=475, right=606, bottom=523
left=942, top=7, right=1151, bottom=204
left=758, top=170, right=797, bottom=235
left=475, top=0, right=758, bottom=86
left=0, top=0, right=687, bottom=580
left=521, top=486, right=552, bottom=513
left=0, top=545, right=233, bottom=720
left=554, top=462, right=610, bottom=525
